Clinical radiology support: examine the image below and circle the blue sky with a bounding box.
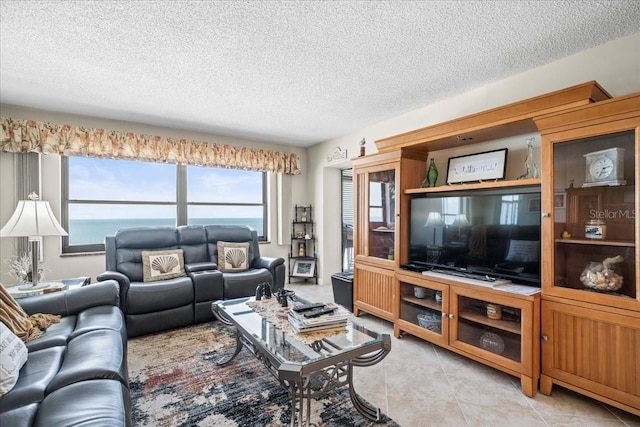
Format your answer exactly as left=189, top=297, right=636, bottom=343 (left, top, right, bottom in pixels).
left=69, top=157, right=263, bottom=219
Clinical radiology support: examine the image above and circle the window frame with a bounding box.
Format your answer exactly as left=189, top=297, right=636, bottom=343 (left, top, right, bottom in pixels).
left=61, top=156, right=268, bottom=254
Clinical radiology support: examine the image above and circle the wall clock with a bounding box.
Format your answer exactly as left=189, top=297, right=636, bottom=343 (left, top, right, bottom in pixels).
left=582, top=147, right=626, bottom=187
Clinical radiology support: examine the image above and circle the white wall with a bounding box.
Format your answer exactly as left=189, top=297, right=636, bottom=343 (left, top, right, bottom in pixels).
left=0, top=105, right=308, bottom=285
left=309, top=32, right=640, bottom=284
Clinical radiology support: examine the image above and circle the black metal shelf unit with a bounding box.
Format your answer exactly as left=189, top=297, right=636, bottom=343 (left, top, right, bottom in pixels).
left=288, top=205, right=318, bottom=284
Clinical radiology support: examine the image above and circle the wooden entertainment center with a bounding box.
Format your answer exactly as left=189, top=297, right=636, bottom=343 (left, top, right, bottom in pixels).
left=352, top=81, right=639, bottom=413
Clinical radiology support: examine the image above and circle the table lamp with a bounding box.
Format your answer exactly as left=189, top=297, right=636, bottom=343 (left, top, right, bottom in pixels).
left=424, top=212, right=444, bottom=246
left=0, top=192, right=68, bottom=290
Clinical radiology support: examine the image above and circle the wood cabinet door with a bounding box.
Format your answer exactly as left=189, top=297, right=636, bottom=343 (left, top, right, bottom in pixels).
left=353, top=262, right=395, bottom=321
left=541, top=299, right=640, bottom=413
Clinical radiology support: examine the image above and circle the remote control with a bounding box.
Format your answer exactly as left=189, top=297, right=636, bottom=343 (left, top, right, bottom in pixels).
left=292, top=302, right=325, bottom=313
left=304, top=307, right=337, bottom=318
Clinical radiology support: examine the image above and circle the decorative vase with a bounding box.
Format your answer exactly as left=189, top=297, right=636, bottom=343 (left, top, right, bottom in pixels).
left=427, top=158, right=438, bottom=187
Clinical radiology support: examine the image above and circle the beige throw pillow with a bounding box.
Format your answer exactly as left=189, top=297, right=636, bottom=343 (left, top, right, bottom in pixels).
left=217, top=242, right=250, bottom=273
left=141, top=249, right=186, bottom=282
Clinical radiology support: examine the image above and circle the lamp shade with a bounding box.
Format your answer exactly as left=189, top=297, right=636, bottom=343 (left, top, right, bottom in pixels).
left=452, top=213, right=470, bottom=227
left=424, top=212, right=444, bottom=227
left=0, top=193, right=68, bottom=238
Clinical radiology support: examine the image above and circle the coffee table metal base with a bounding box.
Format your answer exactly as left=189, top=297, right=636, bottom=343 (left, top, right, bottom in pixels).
left=214, top=306, right=390, bottom=426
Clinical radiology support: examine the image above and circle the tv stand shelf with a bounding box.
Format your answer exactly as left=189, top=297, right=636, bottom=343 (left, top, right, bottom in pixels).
left=396, top=269, right=541, bottom=397
left=405, top=177, right=540, bottom=194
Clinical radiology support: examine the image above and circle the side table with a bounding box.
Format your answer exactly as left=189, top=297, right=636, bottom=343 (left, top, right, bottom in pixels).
left=6, top=276, right=91, bottom=299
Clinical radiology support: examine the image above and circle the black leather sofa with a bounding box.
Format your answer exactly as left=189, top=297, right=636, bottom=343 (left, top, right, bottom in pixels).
left=98, top=224, right=285, bottom=337
left=0, top=281, right=130, bottom=427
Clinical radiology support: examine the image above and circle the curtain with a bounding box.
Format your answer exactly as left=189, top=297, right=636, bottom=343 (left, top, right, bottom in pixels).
left=0, top=117, right=301, bottom=175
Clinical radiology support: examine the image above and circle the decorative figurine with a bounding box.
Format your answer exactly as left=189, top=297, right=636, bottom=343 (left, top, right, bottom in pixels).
left=519, top=137, right=540, bottom=179
left=359, top=138, right=366, bottom=157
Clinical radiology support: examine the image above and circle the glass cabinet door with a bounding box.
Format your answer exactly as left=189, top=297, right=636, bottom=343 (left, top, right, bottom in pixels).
left=451, top=293, right=524, bottom=365
left=398, top=280, right=446, bottom=342
left=367, top=169, right=396, bottom=260
left=551, top=130, right=636, bottom=301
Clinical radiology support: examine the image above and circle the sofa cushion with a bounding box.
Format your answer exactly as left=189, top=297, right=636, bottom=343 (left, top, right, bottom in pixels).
left=126, top=277, right=194, bottom=315
left=0, top=403, right=39, bottom=427
left=70, top=306, right=127, bottom=343
left=0, top=346, right=64, bottom=410
left=35, top=379, right=130, bottom=427
left=0, top=322, right=28, bottom=396
left=217, top=241, right=250, bottom=272
left=25, top=316, right=76, bottom=352
left=222, top=268, right=273, bottom=299
left=141, top=249, right=186, bottom=282
left=47, top=329, right=127, bottom=393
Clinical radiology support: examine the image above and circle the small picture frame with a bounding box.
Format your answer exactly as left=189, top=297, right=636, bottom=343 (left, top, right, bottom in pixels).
left=528, top=197, right=541, bottom=213
left=446, top=148, right=508, bottom=184
left=293, top=259, right=315, bottom=278
left=554, top=192, right=565, bottom=208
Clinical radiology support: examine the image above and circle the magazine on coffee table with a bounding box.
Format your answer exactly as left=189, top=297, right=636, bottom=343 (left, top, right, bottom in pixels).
left=288, top=302, right=351, bottom=333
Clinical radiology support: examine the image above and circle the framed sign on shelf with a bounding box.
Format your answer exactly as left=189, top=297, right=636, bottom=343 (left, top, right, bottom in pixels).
left=292, top=259, right=315, bottom=278
left=446, top=148, right=508, bottom=184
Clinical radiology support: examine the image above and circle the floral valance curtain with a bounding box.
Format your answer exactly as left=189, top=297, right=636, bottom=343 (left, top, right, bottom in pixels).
left=0, top=117, right=301, bottom=175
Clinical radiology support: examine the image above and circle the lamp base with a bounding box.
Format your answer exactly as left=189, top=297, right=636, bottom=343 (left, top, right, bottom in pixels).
left=18, top=282, right=51, bottom=291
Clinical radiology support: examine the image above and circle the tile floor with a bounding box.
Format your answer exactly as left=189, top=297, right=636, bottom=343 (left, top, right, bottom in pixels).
left=287, top=283, right=640, bottom=427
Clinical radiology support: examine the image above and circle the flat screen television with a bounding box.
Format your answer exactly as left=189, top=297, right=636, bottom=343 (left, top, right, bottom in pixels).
left=406, top=187, right=542, bottom=287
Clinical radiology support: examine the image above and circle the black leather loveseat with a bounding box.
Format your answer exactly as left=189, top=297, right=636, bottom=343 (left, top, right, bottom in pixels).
left=98, top=224, right=285, bottom=337
left=0, top=281, right=130, bottom=427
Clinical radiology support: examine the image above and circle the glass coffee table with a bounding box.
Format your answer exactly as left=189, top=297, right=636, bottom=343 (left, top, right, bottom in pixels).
left=212, top=296, right=391, bottom=427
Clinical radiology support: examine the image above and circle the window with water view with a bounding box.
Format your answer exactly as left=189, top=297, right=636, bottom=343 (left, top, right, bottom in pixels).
left=63, top=156, right=266, bottom=253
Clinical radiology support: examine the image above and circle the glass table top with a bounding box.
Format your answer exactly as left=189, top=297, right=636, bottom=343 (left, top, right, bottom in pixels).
left=214, top=297, right=385, bottom=366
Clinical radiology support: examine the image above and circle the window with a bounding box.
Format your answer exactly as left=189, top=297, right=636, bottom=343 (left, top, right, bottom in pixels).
left=186, top=165, right=266, bottom=237
left=500, top=194, right=521, bottom=225
left=62, top=157, right=267, bottom=253
left=341, top=169, right=353, bottom=272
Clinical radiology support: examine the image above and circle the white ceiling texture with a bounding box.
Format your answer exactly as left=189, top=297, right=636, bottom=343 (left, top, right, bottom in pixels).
left=1, top=1, right=640, bottom=147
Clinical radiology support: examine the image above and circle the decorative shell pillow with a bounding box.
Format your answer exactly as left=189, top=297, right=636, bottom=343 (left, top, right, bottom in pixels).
left=217, top=242, right=250, bottom=273
left=141, top=249, right=186, bottom=282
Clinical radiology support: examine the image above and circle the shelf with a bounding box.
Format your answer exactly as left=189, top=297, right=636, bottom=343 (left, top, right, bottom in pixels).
left=458, top=310, right=521, bottom=335
left=289, top=256, right=316, bottom=260
left=372, top=227, right=395, bottom=233
left=405, top=178, right=540, bottom=194
left=554, top=238, right=635, bottom=247
left=458, top=324, right=521, bottom=362
left=402, top=295, right=442, bottom=311
left=291, top=237, right=315, bottom=240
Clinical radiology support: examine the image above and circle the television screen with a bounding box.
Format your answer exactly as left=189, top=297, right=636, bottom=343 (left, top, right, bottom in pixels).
left=407, top=187, right=541, bottom=286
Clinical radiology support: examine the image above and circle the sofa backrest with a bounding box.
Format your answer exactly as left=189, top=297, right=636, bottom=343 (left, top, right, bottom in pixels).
left=204, top=225, right=260, bottom=266
left=105, top=227, right=180, bottom=282
left=177, top=225, right=209, bottom=264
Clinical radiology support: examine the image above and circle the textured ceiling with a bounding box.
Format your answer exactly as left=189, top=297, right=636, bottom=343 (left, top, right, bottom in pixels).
left=1, top=1, right=640, bottom=147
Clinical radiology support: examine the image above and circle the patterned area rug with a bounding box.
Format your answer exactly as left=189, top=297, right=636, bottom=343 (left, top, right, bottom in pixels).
left=128, top=322, right=399, bottom=427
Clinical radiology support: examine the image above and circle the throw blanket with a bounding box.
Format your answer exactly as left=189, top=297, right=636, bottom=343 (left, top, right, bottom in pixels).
left=0, top=283, right=60, bottom=342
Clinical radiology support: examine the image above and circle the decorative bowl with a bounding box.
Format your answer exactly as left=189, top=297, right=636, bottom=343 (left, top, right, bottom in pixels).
left=417, top=312, right=441, bottom=333
left=479, top=332, right=505, bottom=355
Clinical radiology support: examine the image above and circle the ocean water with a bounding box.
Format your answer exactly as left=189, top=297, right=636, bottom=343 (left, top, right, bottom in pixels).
left=69, top=218, right=263, bottom=245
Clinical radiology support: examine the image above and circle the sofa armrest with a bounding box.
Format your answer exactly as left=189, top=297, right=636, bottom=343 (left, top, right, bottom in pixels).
left=185, top=262, right=217, bottom=273
left=19, top=280, right=120, bottom=316
left=253, top=256, right=285, bottom=270
left=96, top=271, right=131, bottom=312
